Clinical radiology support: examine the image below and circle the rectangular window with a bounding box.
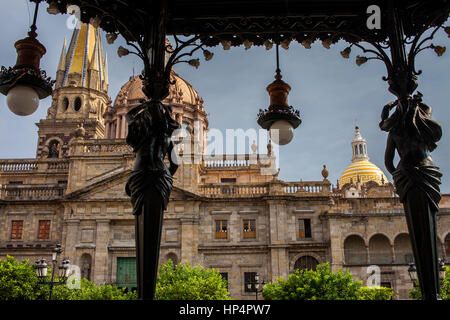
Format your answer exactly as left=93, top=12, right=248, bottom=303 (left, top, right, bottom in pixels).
left=243, top=219, right=256, bottom=239
left=244, top=272, right=257, bottom=292
left=219, top=272, right=228, bottom=289
left=221, top=178, right=236, bottom=183
left=10, top=220, right=23, bottom=239
left=380, top=282, right=392, bottom=288
left=299, top=219, right=312, bottom=238
left=215, top=220, right=228, bottom=239
left=37, top=220, right=51, bottom=239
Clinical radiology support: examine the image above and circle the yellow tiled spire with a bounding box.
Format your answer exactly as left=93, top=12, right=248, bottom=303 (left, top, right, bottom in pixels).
left=61, top=23, right=107, bottom=93
left=103, top=51, right=109, bottom=90
left=57, top=38, right=67, bottom=72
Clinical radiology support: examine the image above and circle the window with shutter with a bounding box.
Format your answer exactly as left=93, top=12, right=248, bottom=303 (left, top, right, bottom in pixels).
left=37, top=220, right=51, bottom=239
left=299, top=219, right=312, bottom=238
left=10, top=220, right=23, bottom=239
left=215, top=220, right=228, bottom=239
left=243, top=219, right=256, bottom=239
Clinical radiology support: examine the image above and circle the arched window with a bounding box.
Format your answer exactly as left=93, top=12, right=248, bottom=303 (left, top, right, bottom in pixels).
left=394, top=234, right=413, bottom=264
left=48, top=140, right=60, bottom=158
left=63, top=97, right=69, bottom=111
left=344, top=235, right=367, bottom=265
left=359, top=144, right=363, bottom=155
left=354, top=145, right=358, bottom=155
left=369, top=234, right=392, bottom=264
left=294, top=256, right=318, bottom=271
left=74, top=97, right=82, bottom=111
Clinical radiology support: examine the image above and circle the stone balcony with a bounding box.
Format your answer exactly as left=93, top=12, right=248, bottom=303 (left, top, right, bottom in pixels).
left=0, top=184, right=66, bottom=201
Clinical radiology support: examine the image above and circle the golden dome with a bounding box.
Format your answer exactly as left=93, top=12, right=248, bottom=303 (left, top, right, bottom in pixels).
left=113, top=70, right=203, bottom=107
left=339, top=160, right=388, bottom=187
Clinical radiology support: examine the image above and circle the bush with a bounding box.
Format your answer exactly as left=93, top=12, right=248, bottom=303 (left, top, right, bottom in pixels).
left=51, top=278, right=137, bottom=300
left=0, top=255, right=44, bottom=300
left=262, top=263, right=362, bottom=300
left=155, top=260, right=231, bottom=300
left=357, top=286, right=394, bottom=300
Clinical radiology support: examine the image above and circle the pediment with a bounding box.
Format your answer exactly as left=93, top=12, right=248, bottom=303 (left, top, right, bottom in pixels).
left=65, top=170, right=199, bottom=201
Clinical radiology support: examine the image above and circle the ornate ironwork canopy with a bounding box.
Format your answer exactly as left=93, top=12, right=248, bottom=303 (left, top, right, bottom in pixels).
left=45, top=0, right=448, bottom=43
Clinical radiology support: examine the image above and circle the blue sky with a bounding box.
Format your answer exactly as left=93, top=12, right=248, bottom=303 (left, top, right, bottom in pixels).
left=0, top=1, right=449, bottom=192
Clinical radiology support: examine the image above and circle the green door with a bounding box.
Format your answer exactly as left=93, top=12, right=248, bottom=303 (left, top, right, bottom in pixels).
left=116, top=257, right=137, bottom=290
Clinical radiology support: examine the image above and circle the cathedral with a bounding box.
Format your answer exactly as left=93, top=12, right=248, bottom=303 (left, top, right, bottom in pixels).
left=1, top=23, right=449, bottom=300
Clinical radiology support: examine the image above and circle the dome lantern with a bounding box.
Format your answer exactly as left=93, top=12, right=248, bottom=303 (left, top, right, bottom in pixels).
left=339, top=126, right=388, bottom=189
left=351, top=126, right=369, bottom=163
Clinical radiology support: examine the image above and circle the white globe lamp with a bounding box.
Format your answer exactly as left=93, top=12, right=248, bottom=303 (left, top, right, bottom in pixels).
left=269, top=120, right=294, bottom=145
left=6, top=85, right=40, bottom=116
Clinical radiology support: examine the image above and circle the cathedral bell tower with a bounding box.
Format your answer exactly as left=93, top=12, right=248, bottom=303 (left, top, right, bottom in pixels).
left=36, top=23, right=110, bottom=158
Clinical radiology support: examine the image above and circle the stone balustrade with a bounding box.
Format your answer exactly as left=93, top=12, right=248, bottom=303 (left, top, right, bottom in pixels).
left=202, top=154, right=273, bottom=169
left=0, top=159, right=69, bottom=173
left=0, top=184, right=65, bottom=200
left=199, top=181, right=332, bottom=198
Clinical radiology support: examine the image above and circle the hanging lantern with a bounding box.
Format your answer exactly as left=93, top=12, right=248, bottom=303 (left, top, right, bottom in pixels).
left=0, top=1, right=54, bottom=116
left=257, top=44, right=301, bottom=145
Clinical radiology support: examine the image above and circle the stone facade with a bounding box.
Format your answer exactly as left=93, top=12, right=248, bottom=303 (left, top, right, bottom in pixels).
left=1, top=144, right=449, bottom=299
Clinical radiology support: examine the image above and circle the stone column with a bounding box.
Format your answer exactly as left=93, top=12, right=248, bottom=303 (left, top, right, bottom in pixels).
left=180, top=216, right=199, bottom=264
left=64, top=218, right=80, bottom=263
left=93, top=219, right=111, bottom=285
left=267, top=200, right=289, bottom=281
left=328, top=217, right=345, bottom=272
left=115, top=117, right=121, bottom=139
left=121, top=114, right=127, bottom=138
left=105, top=121, right=111, bottom=139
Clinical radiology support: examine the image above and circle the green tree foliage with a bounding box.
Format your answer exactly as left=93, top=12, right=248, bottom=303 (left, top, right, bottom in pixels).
left=262, top=263, right=393, bottom=300
left=155, top=260, right=231, bottom=300
left=0, top=255, right=43, bottom=300
left=409, top=266, right=450, bottom=300
left=357, top=286, right=394, bottom=300
left=0, top=255, right=135, bottom=300
left=262, top=263, right=362, bottom=300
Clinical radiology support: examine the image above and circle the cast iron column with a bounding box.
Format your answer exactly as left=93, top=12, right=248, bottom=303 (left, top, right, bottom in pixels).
left=124, top=0, right=180, bottom=300
left=381, top=3, right=443, bottom=300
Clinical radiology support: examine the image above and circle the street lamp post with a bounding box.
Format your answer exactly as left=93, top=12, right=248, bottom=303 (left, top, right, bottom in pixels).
left=34, top=244, right=71, bottom=300
left=408, top=259, right=446, bottom=292
left=247, top=273, right=266, bottom=300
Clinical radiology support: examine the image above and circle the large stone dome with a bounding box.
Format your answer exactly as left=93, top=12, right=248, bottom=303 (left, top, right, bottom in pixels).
left=113, top=70, right=204, bottom=107
left=103, top=70, right=208, bottom=151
